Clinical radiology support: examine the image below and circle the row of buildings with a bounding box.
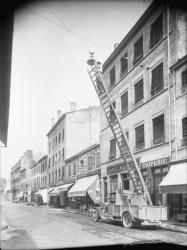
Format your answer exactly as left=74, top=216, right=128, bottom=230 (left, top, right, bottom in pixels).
left=10, top=1, right=187, bottom=222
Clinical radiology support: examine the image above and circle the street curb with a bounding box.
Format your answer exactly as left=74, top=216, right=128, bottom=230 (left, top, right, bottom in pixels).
left=61, top=208, right=187, bottom=234
left=157, top=224, right=187, bottom=234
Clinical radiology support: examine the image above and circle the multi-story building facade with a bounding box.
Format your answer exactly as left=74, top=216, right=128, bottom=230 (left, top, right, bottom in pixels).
left=31, top=154, right=48, bottom=203
left=20, top=150, right=35, bottom=202
left=49, top=143, right=100, bottom=208
left=46, top=104, right=100, bottom=192
left=10, top=160, right=21, bottom=200
left=100, top=1, right=187, bottom=222
left=0, top=178, right=7, bottom=200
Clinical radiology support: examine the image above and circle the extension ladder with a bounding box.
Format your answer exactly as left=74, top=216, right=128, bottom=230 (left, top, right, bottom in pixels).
left=87, top=53, right=152, bottom=206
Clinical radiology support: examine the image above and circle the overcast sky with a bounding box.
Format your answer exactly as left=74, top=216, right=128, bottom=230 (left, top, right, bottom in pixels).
left=1, top=0, right=152, bottom=181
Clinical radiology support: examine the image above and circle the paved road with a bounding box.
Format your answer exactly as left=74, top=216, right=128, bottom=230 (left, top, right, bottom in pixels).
left=1, top=200, right=187, bottom=249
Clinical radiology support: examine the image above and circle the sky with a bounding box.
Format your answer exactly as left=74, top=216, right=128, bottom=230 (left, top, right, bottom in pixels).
left=1, top=0, right=152, bottom=181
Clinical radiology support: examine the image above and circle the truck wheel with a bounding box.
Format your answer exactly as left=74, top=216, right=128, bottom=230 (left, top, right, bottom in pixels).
left=92, top=208, right=100, bottom=222
left=122, top=212, right=133, bottom=228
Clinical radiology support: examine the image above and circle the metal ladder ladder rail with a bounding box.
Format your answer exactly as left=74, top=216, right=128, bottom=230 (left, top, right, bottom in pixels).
left=87, top=61, right=153, bottom=206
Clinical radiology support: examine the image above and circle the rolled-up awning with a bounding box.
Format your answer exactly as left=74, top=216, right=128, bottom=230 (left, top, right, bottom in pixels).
left=159, top=162, right=187, bottom=194
left=68, top=175, right=99, bottom=198
left=49, top=183, right=74, bottom=196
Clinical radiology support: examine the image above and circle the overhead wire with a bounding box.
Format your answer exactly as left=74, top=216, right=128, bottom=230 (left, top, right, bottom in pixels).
left=25, top=5, right=110, bottom=51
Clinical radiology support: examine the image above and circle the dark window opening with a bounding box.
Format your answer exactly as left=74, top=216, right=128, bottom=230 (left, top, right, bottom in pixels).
left=120, top=53, right=128, bottom=76
left=150, top=14, right=163, bottom=49
left=121, top=91, right=128, bottom=116
left=151, top=62, right=164, bottom=96
left=135, top=79, right=144, bottom=104
left=109, top=67, right=116, bottom=89
left=133, top=36, right=143, bottom=65
left=135, top=124, right=145, bottom=150
left=153, top=114, right=165, bottom=145
left=121, top=173, right=130, bottom=190
left=182, top=117, right=187, bottom=146
left=109, top=138, right=116, bottom=159
left=182, top=70, right=187, bottom=88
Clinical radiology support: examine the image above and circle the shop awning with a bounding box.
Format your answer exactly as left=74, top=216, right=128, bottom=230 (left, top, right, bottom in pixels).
left=68, top=175, right=99, bottom=197
left=49, top=183, right=74, bottom=196
left=159, top=162, right=187, bottom=194
left=35, top=189, right=48, bottom=203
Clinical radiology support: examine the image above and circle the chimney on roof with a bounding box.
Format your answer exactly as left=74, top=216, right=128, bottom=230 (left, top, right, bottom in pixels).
left=70, top=102, right=77, bottom=112
left=114, top=43, right=119, bottom=49
left=51, top=118, right=55, bottom=127
left=57, top=110, right=61, bottom=119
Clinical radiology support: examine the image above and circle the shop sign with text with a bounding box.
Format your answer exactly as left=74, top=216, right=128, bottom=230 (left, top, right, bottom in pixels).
left=140, top=157, right=169, bottom=169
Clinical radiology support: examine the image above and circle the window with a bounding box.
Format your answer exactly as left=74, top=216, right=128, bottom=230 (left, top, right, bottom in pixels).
left=62, top=149, right=64, bottom=160
left=133, top=36, right=143, bottom=65
left=135, top=124, right=145, bottom=150
left=121, top=173, right=129, bottom=190
left=58, top=132, right=61, bottom=144
left=134, top=79, right=144, bottom=104
left=62, top=129, right=64, bottom=140
left=59, top=151, right=61, bottom=163
left=73, top=162, right=76, bottom=176
left=88, top=156, right=94, bottom=171
left=52, top=156, right=54, bottom=166
left=182, top=70, right=187, bottom=89
left=150, top=14, right=163, bottom=49
left=103, top=177, right=107, bottom=202
left=153, top=114, right=165, bottom=145
left=109, top=67, right=115, bottom=89
left=68, top=165, right=71, bottom=176
left=62, top=167, right=64, bottom=178
left=49, top=142, right=51, bottom=153
left=56, top=136, right=57, bottom=147
left=58, top=169, right=61, bottom=179
left=121, top=91, right=128, bottom=116
left=125, top=131, right=129, bottom=140
left=95, top=152, right=100, bottom=168
left=151, top=62, right=164, bottom=96
left=110, top=175, right=118, bottom=193
left=109, top=138, right=116, bottom=159
left=120, top=53, right=128, bottom=76
left=182, top=117, right=187, bottom=146
left=55, top=170, right=57, bottom=182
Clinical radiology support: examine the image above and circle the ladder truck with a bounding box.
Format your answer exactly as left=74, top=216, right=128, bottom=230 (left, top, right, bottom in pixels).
left=87, top=53, right=167, bottom=228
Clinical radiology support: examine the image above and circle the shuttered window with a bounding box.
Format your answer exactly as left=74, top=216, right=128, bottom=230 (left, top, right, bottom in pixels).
left=96, top=152, right=100, bottom=168
left=133, top=36, right=143, bottom=65
left=88, top=156, right=94, bottom=171
left=121, top=91, right=128, bottom=116
left=73, top=162, right=76, bottom=176
left=153, top=114, right=165, bottom=144
left=135, top=79, right=144, bottom=103
left=110, top=67, right=116, bottom=88
left=135, top=124, right=145, bottom=150
left=151, top=62, right=164, bottom=96
left=120, top=53, right=128, bottom=76
left=109, top=138, right=116, bottom=159
left=182, top=117, right=187, bottom=138
left=150, top=14, right=163, bottom=48
left=182, top=70, right=187, bottom=88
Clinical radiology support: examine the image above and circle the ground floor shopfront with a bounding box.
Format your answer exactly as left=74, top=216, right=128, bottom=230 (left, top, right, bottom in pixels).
left=101, top=157, right=187, bottom=222
left=67, top=174, right=101, bottom=210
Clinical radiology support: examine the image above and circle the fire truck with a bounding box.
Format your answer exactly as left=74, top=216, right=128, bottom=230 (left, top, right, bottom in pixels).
left=86, top=53, right=167, bottom=228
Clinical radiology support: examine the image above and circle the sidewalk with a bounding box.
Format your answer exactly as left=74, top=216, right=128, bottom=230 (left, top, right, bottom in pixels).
left=0, top=212, right=8, bottom=230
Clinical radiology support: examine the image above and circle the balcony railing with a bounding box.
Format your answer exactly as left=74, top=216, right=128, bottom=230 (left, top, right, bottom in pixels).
left=181, top=137, right=187, bottom=146
left=152, top=136, right=165, bottom=145
left=134, top=143, right=145, bottom=151
left=151, top=84, right=164, bottom=96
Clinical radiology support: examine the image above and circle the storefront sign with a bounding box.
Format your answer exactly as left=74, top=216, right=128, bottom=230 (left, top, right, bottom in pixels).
left=141, top=157, right=169, bottom=169
left=107, top=164, right=126, bottom=175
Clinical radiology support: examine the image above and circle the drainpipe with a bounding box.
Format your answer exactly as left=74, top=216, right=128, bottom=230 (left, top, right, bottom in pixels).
left=173, top=70, right=178, bottom=160
left=167, top=4, right=172, bottom=160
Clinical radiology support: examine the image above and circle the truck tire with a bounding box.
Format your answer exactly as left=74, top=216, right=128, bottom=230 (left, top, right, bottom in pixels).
left=122, top=212, right=133, bottom=228
left=92, top=208, right=100, bottom=222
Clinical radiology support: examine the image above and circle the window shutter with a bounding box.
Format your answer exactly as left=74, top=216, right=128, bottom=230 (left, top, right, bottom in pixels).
left=182, top=70, right=187, bottom=87
left=151, top=62, right=163, bottom=94
left=182, top=117, right=187, bottom=138
left=135, top=125, right=144, bottom=146
left=135, top=79, right=144, bottom=102
left=153, top=114, right=165, bottom=143
left=121, top=91, right=128, bottom=115
left=134, top=36, right=143, bottom=64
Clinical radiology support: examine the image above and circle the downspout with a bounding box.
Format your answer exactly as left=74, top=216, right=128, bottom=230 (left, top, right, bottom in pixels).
left=173, top=70, right=178, bottom=160
left=167, top=5, right=172, bottom=160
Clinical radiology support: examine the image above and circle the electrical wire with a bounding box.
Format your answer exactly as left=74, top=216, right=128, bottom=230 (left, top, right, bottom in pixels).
left=25, top=6, right=110, bottom=51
